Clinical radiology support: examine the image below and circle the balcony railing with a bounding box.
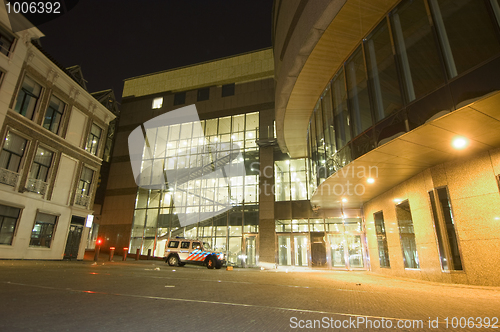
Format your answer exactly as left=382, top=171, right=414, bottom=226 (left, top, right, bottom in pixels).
left=74, top=192, right=91, bottom=208
left=0, top=168, right=19, bottom=187
left=25, top=178, right=48, bottom=195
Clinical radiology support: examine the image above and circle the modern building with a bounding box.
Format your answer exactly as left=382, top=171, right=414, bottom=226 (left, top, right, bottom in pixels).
left=98, top=49, right=277, bottom=266
left=0, top=9, right=115, bottom=260
left=274, top=0, right=500, bottom=286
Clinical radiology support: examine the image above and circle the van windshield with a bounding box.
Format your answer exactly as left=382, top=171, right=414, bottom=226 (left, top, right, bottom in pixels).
left=203, top=242, right=211, bottom=250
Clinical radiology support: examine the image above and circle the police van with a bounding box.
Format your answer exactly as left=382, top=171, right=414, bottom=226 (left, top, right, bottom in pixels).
left=164, top=238, right=226, bottom=269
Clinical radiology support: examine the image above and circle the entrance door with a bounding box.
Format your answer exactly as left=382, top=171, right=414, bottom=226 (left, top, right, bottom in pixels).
left=328, top=234, right=346, bottom=268
left=243, top=234, right=258, bottom=267
left=346, top=234, right=364, bottom=268
left=310, top=232, right=326, bottom=267
left=327, top=234, right=365, bottom=269
left=294, top=234, right=308, bottom=267
left=64, top=225, right=83, bottom=259
left=277, top=235, right=292, bottom=266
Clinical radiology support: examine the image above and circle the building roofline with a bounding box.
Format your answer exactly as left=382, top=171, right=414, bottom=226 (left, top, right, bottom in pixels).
left=123, top=47, right=273, bottom=82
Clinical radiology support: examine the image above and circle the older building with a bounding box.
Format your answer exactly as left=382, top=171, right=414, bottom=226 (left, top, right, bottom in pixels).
left=0, top=10, right=115, bottom=260
left=274, top=0, right=500, bottom=286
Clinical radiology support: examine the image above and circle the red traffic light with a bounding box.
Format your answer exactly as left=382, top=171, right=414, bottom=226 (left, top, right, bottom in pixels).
left=96, top=238, right=103, bottom=245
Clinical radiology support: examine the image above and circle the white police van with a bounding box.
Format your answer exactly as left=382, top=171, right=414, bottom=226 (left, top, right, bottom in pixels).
left=164, top=238, right=226, bottom=269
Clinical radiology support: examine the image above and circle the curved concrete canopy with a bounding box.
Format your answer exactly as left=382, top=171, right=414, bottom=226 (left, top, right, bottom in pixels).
left=310, top=91, right=500, bottom=209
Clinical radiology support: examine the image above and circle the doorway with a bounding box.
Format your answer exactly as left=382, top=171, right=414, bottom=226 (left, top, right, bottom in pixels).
left=327, top=233, right=365, bottom=269
left=243, top=234, right=258, bottom=267
left=64, top=216, right=85, bottom=259
left=310, top=232, right=326, bottom=267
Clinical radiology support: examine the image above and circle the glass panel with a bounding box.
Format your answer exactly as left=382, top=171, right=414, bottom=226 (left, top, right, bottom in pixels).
left=374, top=211, right=390, bottom=268
left=429, top=190, right=448, bottom=270
left=14, top=76, right=42, bottom=119
left=332, top=69, right=351, bottom=148
left=325, top=218, right=344, bottom=232
left=365, top=17, right=403, bottom=122
left=344, top=218, right=362, bottom=232
left=346, top=45, right=372, bottom=136
left=429, top=0, right=500, bottom=78
left=275, top=219, right=291, bottom=233
left=328, top=234, right=346, bottom=267
left=228, top=237, right=241, bottom=266
left=44, top=95, right=65, bottom=134
left=291, top=219, right=308, bottom=232
left=321, top=85, right=336, bottom=160
left=294, top=235, right=308, bottom=266
left=309, top=219, right=325, bottom=232
left=0, top=132, right=27, bottom=172
left=346, top=234, right=364, bottom=268
left=244, top=235, right=257, bottom=266
left=278, top=235, right=291, bottom=266
left=391, top=0, right=445, bottom=102
left=0, top=204, right=20, bottom=245
left=437, top=187, right=463, bottom=270
left=396, top=200, right=420, bottom=269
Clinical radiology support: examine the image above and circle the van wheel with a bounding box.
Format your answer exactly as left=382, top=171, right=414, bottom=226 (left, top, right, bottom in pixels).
left=207, top=256, right=216, bottom=269
left=167, top=255, right=179, bottom=266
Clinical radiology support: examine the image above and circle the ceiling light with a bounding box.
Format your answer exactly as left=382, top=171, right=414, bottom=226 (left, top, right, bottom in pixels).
left=341, top=198, right=347, bottom=203
left=452, top=136, right=468, bottom=150
left=367, top=177, right=375, bottom=184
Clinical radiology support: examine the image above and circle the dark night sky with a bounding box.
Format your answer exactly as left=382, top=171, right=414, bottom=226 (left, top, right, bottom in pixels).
left=37, top=0, right=274, bottom=101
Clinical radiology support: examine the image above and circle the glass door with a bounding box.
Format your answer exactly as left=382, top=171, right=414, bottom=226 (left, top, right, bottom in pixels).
left=243, top=234, right=258, bottom=267
left=294, top=234, right=309, bottom=266
left=277, top=235, right=292, bottom=266
left=345, top=234, right=364, bottom=268
left=328, top=234, right=346, bottom=268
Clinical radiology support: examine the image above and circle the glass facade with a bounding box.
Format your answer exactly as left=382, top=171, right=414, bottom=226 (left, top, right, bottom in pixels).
left=131, top=112, right=260, bottom=266
left=274, top=158, right=310, bottom=201
left=307, top=0, right=500, bottom=188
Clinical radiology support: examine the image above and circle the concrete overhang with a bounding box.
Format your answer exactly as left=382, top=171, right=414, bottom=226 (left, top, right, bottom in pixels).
left=277, top=0, right=399, bottom=158
left=310, top=91, right=500, bottom=210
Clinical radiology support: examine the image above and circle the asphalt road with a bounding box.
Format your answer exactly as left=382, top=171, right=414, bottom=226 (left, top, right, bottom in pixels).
left=0, top=258, right=499, bottom=331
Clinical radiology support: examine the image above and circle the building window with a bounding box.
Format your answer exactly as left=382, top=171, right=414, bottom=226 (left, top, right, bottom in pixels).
left=26, top=146, right=53, bottom=195
left=374, top=211, right=390, bottom=268
left=390, top=0, right=445, bottom=102
left=0, top=132, right=27, bottom=173
left=75, top=166, right=93, bottom=207
left=30, top=212, right=57, bottom=248
left=0, top=204, right=21, bottom=245
left=29, top=147, right=53, bottom=182
left=274, top=159, right=309, bottom=201
left=197, top=87, right=210, bottom=101
left=396, top=200, right=419, bottom=269
left=221, top=83, right=235, bottom=97
left=429, top=187, right=463, bottom=271
left=173, top=92, right=186, bottom=105
left=43, top=95, right=65, bottom=134
left=429, top=0, right=500, bottom=79
left=152, top=97, right=163, bottom=109
left=0, top=26, right=15, bottom=57
left=14, top=76, right=42, bottom=120
left=86, top=123, right=102, bottom=156
left=346, top=45, right=372, bottom=136
left=78, top=166, right=93, bottom=195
